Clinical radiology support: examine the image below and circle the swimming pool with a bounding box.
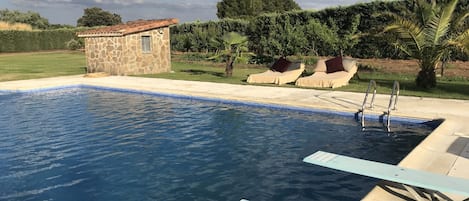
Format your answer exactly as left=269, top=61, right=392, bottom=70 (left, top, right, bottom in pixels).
left=0, top=88, right=432, bottom=201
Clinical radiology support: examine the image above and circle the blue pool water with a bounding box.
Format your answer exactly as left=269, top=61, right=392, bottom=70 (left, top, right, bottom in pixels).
left=0, top=88, right=432, bottom=201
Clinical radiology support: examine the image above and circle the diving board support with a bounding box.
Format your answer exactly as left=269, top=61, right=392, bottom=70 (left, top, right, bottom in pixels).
left=303, top=151, right=469, bottom=198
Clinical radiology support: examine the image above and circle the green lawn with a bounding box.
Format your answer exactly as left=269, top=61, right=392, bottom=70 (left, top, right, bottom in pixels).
left=0, top=51, right=86, bottom=82
left=344, top=73, right=469, bottom=100
left=143, top=62, right=469, bottom=100
left=1, top=51, right=468, bottom=100
left=138, top=61, right=266, bottom=84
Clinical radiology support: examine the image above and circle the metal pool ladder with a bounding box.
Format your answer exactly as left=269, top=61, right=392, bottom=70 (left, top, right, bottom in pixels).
left=356, top=80, right=400, bottom=132
left=382, top=81, right=399, bottom=132
left=356, top=80, right=377, bottom=130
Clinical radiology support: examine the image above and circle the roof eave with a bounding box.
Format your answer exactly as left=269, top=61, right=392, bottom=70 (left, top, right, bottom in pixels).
left=77, top=33, right=124, bottom=38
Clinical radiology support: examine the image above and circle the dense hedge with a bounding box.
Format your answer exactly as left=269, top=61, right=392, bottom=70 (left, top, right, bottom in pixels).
left=0, top=29, right=82, bottom=52
left=170, top=0, right=469, bottom=60
left=247, top=13, right=340, bottom=56
left=299, top=1, right=409, bottom=58
left=169, top=1, right=409, bottom=58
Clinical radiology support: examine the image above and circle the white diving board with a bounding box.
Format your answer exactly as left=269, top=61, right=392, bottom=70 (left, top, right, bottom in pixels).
left=303, top=151, right=469, bottom=197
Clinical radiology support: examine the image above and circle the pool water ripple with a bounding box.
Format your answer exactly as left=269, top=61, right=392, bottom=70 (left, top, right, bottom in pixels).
left=0, top=88, right=431, bottom=201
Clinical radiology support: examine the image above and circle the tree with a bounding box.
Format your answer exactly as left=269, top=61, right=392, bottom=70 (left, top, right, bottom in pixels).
left=77, top=7, right=122, bottom=27
left=217, top=0, right=301, bottom=19
left=0, top=9, right=49, bottom=29
left=209, top=32, right=251, bottom=77
left=381, top=0, right=469, bottom=88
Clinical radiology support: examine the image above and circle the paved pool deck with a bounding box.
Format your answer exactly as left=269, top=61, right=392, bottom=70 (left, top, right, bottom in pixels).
left=1, top=75, right=469, bottom=200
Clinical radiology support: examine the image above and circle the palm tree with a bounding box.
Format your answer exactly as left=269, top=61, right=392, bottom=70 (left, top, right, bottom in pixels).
left=209, top=32, right=250, bottom=77
left=382, top=0, right=469, bottom=88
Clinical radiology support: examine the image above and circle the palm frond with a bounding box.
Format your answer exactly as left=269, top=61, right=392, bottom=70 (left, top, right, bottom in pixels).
left=392, top=40, right=421, bottom=59
left=222, top=32, right=248, bottom=45
left=451, top=11, right=469, bottom=32
left=426, top=15, right=450, bottom=45
left=414, top=0, right=436, bottom=25
left=383, top=14, right=425, bottom=52
left=449, top=29, right=469, bottom=54
left=425, top=0, right=457, bottom=46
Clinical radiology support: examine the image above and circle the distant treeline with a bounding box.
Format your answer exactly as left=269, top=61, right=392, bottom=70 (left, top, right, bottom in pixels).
left=170, top=0, right=469, bottom=60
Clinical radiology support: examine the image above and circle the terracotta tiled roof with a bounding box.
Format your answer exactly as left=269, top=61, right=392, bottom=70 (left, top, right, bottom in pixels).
left=77, top=18, right=178, bottom=37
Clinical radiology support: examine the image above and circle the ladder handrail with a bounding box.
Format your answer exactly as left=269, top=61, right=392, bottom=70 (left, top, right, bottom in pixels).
left=385, top=81, right=400, bottom=132
left=386, top=80, right=399, bottom=114
left=359, top=80, right=377, bottom=130
left=388, top=81, right=399, bottom=111
left=361, top=80, right=377, bottom=111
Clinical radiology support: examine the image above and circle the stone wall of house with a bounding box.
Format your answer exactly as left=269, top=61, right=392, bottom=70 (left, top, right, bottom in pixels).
left=84, top=36, right=125, bottom=75
left=83, top=27, right=171, bottom=75
left=123, top=27, right=171, bottom=75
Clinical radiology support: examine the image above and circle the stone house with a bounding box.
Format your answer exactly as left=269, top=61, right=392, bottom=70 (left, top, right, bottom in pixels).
left=78, top=18, right=178, bottom=75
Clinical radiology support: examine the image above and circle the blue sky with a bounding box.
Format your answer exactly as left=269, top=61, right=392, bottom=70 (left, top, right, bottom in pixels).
left=0, top=0, right=373, bottom=25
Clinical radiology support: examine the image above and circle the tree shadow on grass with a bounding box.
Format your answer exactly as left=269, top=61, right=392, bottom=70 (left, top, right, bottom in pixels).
left=181, top=69, right=224, bottom=77
left=434, top=81, right=469, bottom=97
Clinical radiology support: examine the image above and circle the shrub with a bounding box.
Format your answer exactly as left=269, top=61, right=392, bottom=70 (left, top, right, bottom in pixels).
left=66, top=39, right=83, bottom=50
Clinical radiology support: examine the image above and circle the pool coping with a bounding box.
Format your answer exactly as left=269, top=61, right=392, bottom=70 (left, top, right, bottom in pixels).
left=1, top=75, right=469, bottom=200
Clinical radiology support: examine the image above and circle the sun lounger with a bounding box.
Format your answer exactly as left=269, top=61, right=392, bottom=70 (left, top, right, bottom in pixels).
left=295, top=58, right=357, bottom=88
left=303, top=151, right=469, bottom=199
left=247, top=61, right=305, bottom=85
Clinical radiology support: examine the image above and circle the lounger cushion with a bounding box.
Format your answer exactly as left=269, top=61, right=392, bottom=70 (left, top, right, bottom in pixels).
left=271, top=57, right=292, bottom=73
left=325, top=56, right=344, bottom=74
left=247, top=62, right=305, bottom=85
left=314, top=60, right=327, bottom=73
left=342, top=58, right=357, bottom=72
